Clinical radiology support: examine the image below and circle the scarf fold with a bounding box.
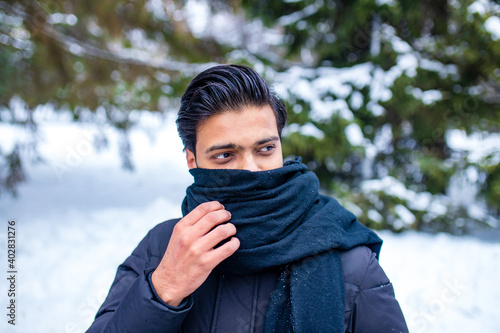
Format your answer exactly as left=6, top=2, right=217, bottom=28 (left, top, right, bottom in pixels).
left=181, top=158, right=382, bottom=333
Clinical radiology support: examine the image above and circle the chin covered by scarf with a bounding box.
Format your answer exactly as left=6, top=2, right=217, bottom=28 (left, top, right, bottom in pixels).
left=181, top=157, right=382, bottom=333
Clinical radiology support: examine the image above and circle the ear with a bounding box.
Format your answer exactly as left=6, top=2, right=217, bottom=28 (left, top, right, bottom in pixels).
left=185, top=148, right=197, bottom=169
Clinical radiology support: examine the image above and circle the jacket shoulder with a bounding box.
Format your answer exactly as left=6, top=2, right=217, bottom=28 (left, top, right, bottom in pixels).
left=341, top=247, right=409, bottom=332
left=130, top=218, right=181, bottom=260
left=148, top=218, right=181, bottom=241
left=340, top=245, right=390, bottom=290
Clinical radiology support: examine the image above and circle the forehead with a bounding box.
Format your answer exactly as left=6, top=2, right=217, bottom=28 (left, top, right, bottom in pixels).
left=196, top=105, right=278, bottom=148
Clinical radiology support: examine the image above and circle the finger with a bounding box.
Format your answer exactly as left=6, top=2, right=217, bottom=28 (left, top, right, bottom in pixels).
left=192, top=209, right=232, bottom=237
left=198, top=223, right=237, bottom=251
left=205, top=237, right=240, bottom=266
left=181, top=201, right=225, bottom=226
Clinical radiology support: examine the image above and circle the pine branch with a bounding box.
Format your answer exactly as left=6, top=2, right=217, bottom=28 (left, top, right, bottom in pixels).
left=0, top=1, right=216, bottom=74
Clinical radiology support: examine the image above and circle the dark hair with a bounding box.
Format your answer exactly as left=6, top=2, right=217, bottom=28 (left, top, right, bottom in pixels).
left=176, top=64, right=287, bottom=153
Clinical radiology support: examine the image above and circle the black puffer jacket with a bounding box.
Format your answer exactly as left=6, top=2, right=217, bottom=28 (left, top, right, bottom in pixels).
left=87, top=219, right=408, bottom=333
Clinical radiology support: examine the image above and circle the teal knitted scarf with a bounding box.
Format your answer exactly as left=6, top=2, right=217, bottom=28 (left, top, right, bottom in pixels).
left=182, top=158, right=382, bottom=332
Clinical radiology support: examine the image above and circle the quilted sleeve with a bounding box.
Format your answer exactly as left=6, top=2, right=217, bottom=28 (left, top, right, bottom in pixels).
left=86, top=220, right=192, bottom=333
left=344, top=246, right=408, bottom=333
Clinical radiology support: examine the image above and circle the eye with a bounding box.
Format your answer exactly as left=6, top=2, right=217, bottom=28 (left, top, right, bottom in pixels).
left=258, top=145, right=275, bottom=154
left=212, top=152, right=232, bottom=160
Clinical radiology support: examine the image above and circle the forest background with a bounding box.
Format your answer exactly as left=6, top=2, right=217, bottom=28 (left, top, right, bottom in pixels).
left=1, top=1, right=500, bottom=332
left=1, top=0, right=500, bottom=234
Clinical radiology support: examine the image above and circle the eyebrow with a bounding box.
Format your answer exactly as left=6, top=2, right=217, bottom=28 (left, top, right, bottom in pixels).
left=204, top=136, right=279, bottom=154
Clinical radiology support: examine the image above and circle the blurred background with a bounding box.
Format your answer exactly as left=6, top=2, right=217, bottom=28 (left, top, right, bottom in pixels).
left=0, top=0, right=499, bottom=332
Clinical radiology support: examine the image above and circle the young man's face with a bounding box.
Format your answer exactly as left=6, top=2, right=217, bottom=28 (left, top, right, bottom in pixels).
left=185, top=105, right=283, bottom=171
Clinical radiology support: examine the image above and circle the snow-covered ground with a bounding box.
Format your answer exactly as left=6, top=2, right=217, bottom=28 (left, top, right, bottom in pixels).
left=0, top=113, right=499, bottom=332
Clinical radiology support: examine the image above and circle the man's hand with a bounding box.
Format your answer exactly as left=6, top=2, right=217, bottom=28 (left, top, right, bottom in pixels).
left=151, top=201, right=239, bottom=307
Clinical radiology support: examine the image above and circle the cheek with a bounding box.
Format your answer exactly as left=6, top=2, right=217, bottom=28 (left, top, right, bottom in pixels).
left=262, top=150, right=283, bottom=170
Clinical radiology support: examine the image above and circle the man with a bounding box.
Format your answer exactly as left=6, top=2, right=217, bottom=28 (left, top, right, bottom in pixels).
left=87, top=65, right=408, bottom=332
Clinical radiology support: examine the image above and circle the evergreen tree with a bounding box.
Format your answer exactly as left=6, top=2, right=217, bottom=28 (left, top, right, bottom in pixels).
left=1, top=0, right=499, bottom=234
left=0, top=0, right=227, bottom=194
left=239, top=0, right=500, bottom=233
